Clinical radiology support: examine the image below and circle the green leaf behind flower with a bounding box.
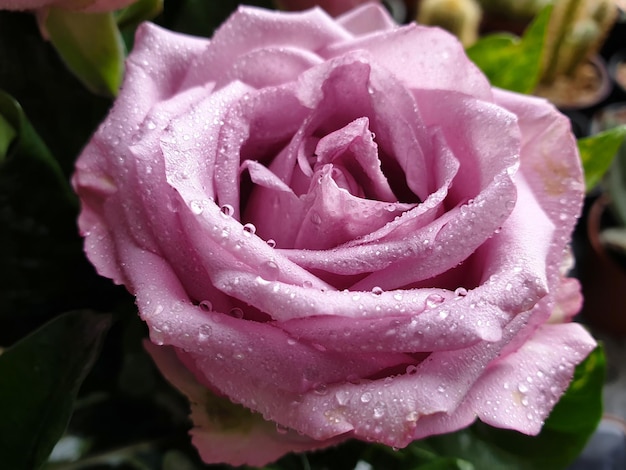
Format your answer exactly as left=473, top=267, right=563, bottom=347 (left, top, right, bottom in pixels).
left=578, top=126, right=626, bottom=193
left=467, top=5, right=550, bottom=94
left=0, top=311, right=111, bottom=470
left=44, top=8, right=125, bottom=97
left=116, top=0, right=164, bottom=30
left=0, top=90, right=74, bottom=203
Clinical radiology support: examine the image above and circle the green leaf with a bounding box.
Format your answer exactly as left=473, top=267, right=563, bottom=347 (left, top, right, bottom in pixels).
left=466, top=5, right=550, bottom=94
left=414, top=346, right=605, bottom=470
left=0, top=90, right=74, bottom=204
left=116, top=0, right=163, bottom=29
left=0, top=90, right=101, bottom=334
left=0, top=112, right=16, bottom=159
left=44, top=8, right=125, bottom=97
left=0, top=311, right=111, bottom=470
left=578, top=126, right=626, bottom=192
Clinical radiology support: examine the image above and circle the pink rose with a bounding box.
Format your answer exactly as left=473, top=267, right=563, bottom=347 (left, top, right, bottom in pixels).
left=73, top=4, right=596, bottom=466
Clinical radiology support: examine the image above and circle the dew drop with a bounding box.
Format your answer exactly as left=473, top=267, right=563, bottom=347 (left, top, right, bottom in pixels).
left=310, top=211, right=322, bottom=225
left=228, top=307, right=244, bottom=319
left=199, top=300, right=212, bottom=312
left=242, top=223, right=256, bottom=236
left=437, top=385, right=446, bottom=394
left=220, top=204, right=234, bottom=217
left=426, top=294, right=445, bottom=308
left=360, top=392, right=373, bottom=403
left=454, top=287, right=468, bottom=297
left=438, top=310, right=449, bottom=320
left=275, top=423, right=289, bottom=434
left=151, top=326, right=165, bottom=345
left=518, top=383, right=529, bottom=393
left=373, top=402, right=385, bottom=418
left=335, top=390, right=350, bottom=406
left=266, top=238, right=276, bottom=248
left=260, top=260, right=280, bottom=281
left=198, top=324, right=212, bottom=341
left=190, top=200, right=204, bottom=215
left=302, top=280, right=313, bottom=288
left=405, top=411, right=418, bottom=422
left=406, top=365, right=418, bottom=375
left=371, top=286, right=384, bottom=295
left=313, top=383, right=328, bottom=395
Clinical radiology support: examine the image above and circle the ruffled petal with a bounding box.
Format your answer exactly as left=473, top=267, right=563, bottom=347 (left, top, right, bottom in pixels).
left=323, top=24, right=493, bottom=100
left=336, top=2, right=396, bottom=35
left=181, top=6, right=351, bottom=90
left=412, top=322, right=596, bottom=438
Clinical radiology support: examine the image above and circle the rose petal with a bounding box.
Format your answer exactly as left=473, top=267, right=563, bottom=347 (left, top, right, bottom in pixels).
left=181, top=6, right=351, bottom=90
left=145, top=342, right=345, bottom=466
left=124, top=245, right=412, bottom=395
left=336, top=3, right=397, bottom=35
left=73, top=22, right=208, bottom=283
left=412, top=322, right=596, bottom=438
left=323, top=24, right=493, bottom=100
left=292, top=166, right=405, bottom=249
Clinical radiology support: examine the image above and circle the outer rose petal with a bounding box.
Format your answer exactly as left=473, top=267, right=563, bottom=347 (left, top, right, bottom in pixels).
left=412, top=322, right=596, bottom=438
left=145, top=342, right=346, bottom=466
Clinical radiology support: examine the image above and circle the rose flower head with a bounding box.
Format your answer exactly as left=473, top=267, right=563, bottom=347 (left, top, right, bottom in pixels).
left=73, top=3, right=596, bottom=466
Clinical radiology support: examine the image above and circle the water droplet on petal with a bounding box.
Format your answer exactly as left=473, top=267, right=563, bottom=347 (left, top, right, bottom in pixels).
left=198, top=324, right=212, bottom=341
left=313, top=383, right=328, bottom=395
left=360, top=392, right=373, bottom=403
left=406, top=365, right=418, bottom=375
left=266, top=238, right=276, bottom=248
left=371, top=286, right=383, bottom=295
left=242, top=223, right=256, bottom=236
left=228, top=307, right=244, bottom=319
left=518, top=383, right=529, bottom=393
left=220, top=204, right=234, bottom=217
left=310, top=211, right=322, bottom=225
left=199, top=300, right=212, bottom=312
left=190, top=200, right=204, bottom=215
left=426, top=294, right=445, bottom=308
left=260, top=260, right=280, bottom=281
left=335, top=390, right=350, bottom=405
left=275, top=423, right=289, bottom=434
left=151, top=326, right=165, bottom=345
left=373, top=402, right=385, bottom=418
left=454, top=287, right=468, bottom=297
left=302, top=280, right=313, bottom=288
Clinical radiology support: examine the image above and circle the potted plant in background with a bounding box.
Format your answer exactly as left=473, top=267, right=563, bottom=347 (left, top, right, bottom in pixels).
left=578, top=107, right=626, bottom=334
left=533, top=0, right=617, bottom=109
